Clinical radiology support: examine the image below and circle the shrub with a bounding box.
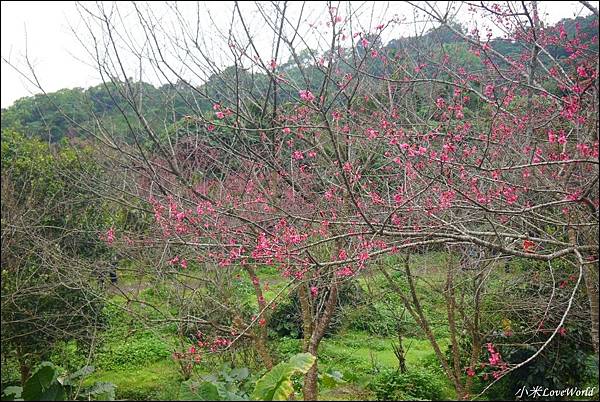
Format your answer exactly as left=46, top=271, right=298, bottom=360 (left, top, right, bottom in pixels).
left=269, top=281, right=364, bottom=338
left=369, top=368, right=445, bottom=401
left=343, top=300, right=426, bottom=338
left=49, top=341, right=87, bottom=374
left=345, top=302, right=398, bottom=336
left=0, top=361, right=115, bottom=401
left=97, top=333, right=170, bottom=370
left=274, top=337, right=302, bottom=361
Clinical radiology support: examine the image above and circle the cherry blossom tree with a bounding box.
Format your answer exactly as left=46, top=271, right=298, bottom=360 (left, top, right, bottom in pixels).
left=15, top=1, right=596, bottom=399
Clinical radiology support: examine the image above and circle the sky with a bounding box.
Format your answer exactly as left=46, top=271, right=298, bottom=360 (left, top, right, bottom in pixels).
left=1, top=1, right=597, bottom=108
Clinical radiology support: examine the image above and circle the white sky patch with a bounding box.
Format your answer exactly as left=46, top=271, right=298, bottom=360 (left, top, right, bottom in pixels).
left=1, top=1, right=597, bottom=108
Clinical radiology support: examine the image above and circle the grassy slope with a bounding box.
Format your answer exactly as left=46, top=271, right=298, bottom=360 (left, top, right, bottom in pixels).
left=85, top=331, right=454, bottom=401
left=82, top=255, right=457, bottom=400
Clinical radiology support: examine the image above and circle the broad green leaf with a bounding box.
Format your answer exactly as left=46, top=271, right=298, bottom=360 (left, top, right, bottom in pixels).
left=68, top=365, right=94, bottom=380
left=1, top=386, right=23, bottom=400
left=22, top=362, right=63, bottom=401
left=320, top=370, right=345, bottom=388
left=38, top=383, right=66, bottom=401
left=86, top=382, right=116, bottom=401
left=200, top=373, right=219, bottom=383
left=62, top=366, right=94, bottom=386
left=287, top=353, right=316, bottom=374
left=230, top=367, right=250, bottom=381
left=178, top=380, right=222, bottom=401
left=214, top=383, right=248, bottom=401
left=177, top=381, right=194, bottom=401
left=252, top=353, right=316, bottom=401
left=252, top=362, right=294, bottom=401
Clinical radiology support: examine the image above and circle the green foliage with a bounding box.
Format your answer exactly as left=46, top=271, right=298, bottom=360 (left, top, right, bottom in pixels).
left=177, top=353, right=316, bottom=401
left=179, top=381, right=224, bottom=401
left=486, top=322, right=597, bottom=400
left=476, top=257, right=596, bottom=400
left=1, top=386, right=22, bottom=401
left=48, top=342, right=87, bottom=375
left=269, top=281, right=364, bottom=338
left=368, top=368, right=445, bottom=401
left=251, top=353, right=316, bottom=401
left=0, top=81, right=193, bottom=144
left=345, top=301, right=402, bottom=337
left=97, top=333, right=170, bottom=370
left=319, top=369, right=346, bottom=389
left=1, top=89, right=89, bottom=143
left=21, top=362, right=66, bottom=401
left=178, top=364, right=253, bottom=401
left=273, top=338, right=302, bottom=361
left=83, top=360, right=180, bottom=401
left=81, top=382, right=116, bottom=401
left=1, top=362, right=115, bottom=401
left=1, top=130, right=110, bottom=370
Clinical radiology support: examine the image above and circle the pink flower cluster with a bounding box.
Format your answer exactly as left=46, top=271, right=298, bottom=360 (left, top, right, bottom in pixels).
left=100, top=227, right=115, bottom=245
left=485, top=343, right=508, bottom=379
left=336, top=266, right=354, bottom=277
left=169, top=255, right=188, bottom=269
left=299, top=90, right=315, bottom=102
left=213, top=103, right=234, bottom=119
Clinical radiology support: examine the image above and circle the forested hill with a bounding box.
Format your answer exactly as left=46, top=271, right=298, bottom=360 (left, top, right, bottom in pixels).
left=1, top=14, right=597, bottom=143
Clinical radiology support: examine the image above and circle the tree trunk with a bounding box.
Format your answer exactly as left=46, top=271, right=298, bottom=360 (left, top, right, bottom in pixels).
left=20, top=363, right=30, bottom=386
left=17, top=349, right=31, bottom=385
left=302, top=343, right=319, bottom=401
left=583, top=260, right=599, bottom=355
left=298, top=284, right=313, bottom=352
left=379, top=256, right=467, bottom=398
left=569, top=227, right=599, bottom=355
left=445, top=254, right=463, bottom=388
left=246, top=266, right=274, bottom=369
left=392, top=330, right=407, bottom=373
left=301, top=279, right=339, bottom=400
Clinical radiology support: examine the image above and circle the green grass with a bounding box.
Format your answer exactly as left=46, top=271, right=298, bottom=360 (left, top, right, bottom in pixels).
left=6, top=251, right=596, bottom=401
left=85, top=360, right=182, bottom=401
left=92, top=258, right=455, bottom=400
left=60, top=254, right=458, bottom=400
left=318, top=331, right=455, bottom=400
left=87, top=325, right=454, bottom=400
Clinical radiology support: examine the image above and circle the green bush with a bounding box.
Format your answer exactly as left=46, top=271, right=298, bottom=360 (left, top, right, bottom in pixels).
left=369, top=368, right=445, bottom=401
left=1, top=361, right=115, bottom=401
left=49, top=341, right=87, bottom=374
left=479, top=258, right=596, bottom=400
left=97, top=333, right=170, bottom=370
left=274, top=337, right=302, bottom=361
left=345, top=302, right=405, bottom=337
left=420, top=352, right=443, bottom=371
left=345, top=305, right=387, bottom=335
left=84, top=361, right=182, bottom=401
left=177, top=353, right=315, bottom=401
left=113, top=384, right=165, bottom=401
left=269, top=281, right=364, bottom=338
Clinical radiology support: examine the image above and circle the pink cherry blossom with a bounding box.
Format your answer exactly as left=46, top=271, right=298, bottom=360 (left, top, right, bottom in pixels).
left=299, top=90, right=315, bottom=102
